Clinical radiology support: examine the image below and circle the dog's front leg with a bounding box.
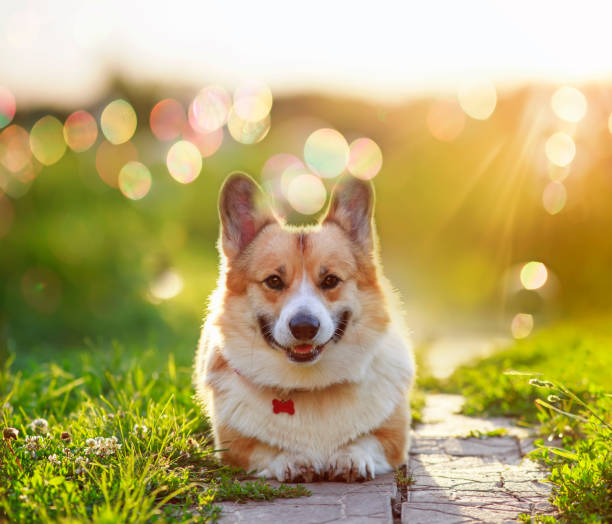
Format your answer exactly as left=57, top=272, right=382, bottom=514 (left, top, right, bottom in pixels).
left=252, top=447, right=324, bottom=483
left=326, top=396, right=411, bottom=481
left=217, top=423, right=323, bottom=482
left=326, top=434, right=392, bottom=481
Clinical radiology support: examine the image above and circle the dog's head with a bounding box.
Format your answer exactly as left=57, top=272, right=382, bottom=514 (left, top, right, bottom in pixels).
left=214, top=173, right=390, bottom=388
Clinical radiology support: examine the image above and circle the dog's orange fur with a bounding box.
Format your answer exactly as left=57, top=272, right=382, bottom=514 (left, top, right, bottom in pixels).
left=216, top=423, right=272, bottom=470
left=372, top=396, right=411, bottom=466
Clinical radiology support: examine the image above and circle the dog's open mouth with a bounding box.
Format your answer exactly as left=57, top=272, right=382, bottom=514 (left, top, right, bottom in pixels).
left=287, top=344, right=323, bottom=363
left=258, top=311, right=351, bottom=364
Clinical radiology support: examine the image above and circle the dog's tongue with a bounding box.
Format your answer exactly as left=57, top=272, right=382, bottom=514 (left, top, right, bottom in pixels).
left=293, top=344, right=314, bottom=353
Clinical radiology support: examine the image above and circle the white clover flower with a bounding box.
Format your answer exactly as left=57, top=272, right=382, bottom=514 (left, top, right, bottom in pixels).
left=63, top=448, right=73, bottom=457
left=74, top=456, right=89, bottom=475
left=132, top=424, right=149, bottom=436
left=48, top=454, right=60, bottom=465
left=28, top=418, right=49, bottom=434
left=25, top=435, right=43, bottom=451
left=84, top=435, right=121, bottom=456
left=2, top=402, right=13, bottom=415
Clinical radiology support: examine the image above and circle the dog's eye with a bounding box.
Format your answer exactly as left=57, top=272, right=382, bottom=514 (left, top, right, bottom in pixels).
left=321, top=274, right=340, bottom=290
left=263, top=275, right=285, bottom=290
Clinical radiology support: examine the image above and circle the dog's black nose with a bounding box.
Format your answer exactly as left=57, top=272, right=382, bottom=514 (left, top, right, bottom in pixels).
left=289, top=313, right=320, bottom=340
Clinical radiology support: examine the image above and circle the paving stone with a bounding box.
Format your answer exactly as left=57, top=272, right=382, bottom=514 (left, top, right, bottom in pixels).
left=404, top=442, right=554, bottom=520
left=402, top=501, right=529, bottom=523
left=416, top=394, right=532, bottom=439
left=218, top=500, right=344, bottom=523
left=216, top=474, right=396, bottom=523
left=344, top=493, right=392, bottom=520
left=411, top=436, right=520, bottom=458
left=214, top=394, right=555, bottom=523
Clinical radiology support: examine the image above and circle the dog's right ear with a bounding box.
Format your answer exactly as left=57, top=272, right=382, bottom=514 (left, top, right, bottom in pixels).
left=218, top=173, right=274, bottom=259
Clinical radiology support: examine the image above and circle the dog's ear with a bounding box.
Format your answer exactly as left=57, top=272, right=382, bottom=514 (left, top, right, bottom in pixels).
left=323, top=176, right=375, bottom=250
left=218, top=173, right=274, bottom=259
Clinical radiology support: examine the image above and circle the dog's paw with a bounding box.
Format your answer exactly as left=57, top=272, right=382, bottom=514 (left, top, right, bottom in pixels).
left=256, top=453, right=321, bottom=483
left=326, top=447, right=375, bottom=482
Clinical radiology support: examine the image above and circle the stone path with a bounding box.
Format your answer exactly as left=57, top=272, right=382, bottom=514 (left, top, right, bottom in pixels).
left=216, top=394, right=556, bottom=523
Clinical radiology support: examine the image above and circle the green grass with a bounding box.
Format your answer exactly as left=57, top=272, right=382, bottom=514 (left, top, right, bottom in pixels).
left=438, top=320, right=612, bottom=523
left=440, top=322, right=612, bottom=423
left=0, top=345, right=309, bottom=523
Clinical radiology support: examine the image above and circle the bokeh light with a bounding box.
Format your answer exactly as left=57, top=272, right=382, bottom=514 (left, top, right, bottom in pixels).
left=304, top=128, right=349, bottom=178
left=545, top=132, right=575, bottom=167
left=166, top=140, right=202, bottom=183
left=0, top=125, right=31, bottom=173
left=347, top=137, right=382, bottom=180
left=547, top=163, right=570, bottom=182
left=427, top=100, right=465, bottom=142
left=227, top=109, right=270, bottom=144
left=149, top=269, right=183, bottom=301
left=551, top=86, right=587, bottom=123
left=458, top=79, right=497, bottom=120
left=150, top=98, right=186, bottom=141
left=29, top=116, right=66, bottom=166
left=233, top=82, right=273, bottom=122
left=0, top=87, right=16, bottom=129
left=95, top=141, right=138, bottom=188
left=520, top=261, right=548, bottom=290
left=63, top=110, right=98, bottom=152
left=511, top=313, right=534, bottom=339
left=0, top=172, right=34, bottom=199
left=287, top=173, right=327, bottom=214
left=261, top=153, right=304, bottom=198
left=188, top=85, right=231, bottom=133
left=0, top=142, right=42, bottom=198
left=0, top=192, right=15, bottom=238
left=118, top=161, right=152, bottom=200
left=100, top=99, right=137, bottom=145
left=542, top=181, right=567, bottom=215
left=21, top=266, right=62, bottom=313
left=182, top=123, right=223, bottom=158
left=281, top=163, right=309, bottom=199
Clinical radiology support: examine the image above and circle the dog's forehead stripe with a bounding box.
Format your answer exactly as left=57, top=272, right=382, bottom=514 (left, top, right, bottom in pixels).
left=297, top=231, right=308, bottom=254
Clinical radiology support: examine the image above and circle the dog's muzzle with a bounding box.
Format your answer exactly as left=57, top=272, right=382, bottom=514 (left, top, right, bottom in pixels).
left=258, top=310, right=351, bottom=363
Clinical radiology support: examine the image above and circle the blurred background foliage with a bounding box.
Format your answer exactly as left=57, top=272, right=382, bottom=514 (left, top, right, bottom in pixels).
left=1, top=77, right=612, bottom=362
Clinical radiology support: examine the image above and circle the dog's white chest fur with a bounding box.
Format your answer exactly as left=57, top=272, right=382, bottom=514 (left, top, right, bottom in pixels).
left=204, top=328, right=414, bottom=462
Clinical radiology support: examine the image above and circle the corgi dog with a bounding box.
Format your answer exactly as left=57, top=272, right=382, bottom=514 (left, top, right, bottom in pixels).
left=194, top=173, right=414, bottom=482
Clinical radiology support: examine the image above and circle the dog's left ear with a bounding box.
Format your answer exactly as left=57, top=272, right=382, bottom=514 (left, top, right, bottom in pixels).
left=323, top=176, right=375, bottom=251
left=218, top=173, right=274, bottom=259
